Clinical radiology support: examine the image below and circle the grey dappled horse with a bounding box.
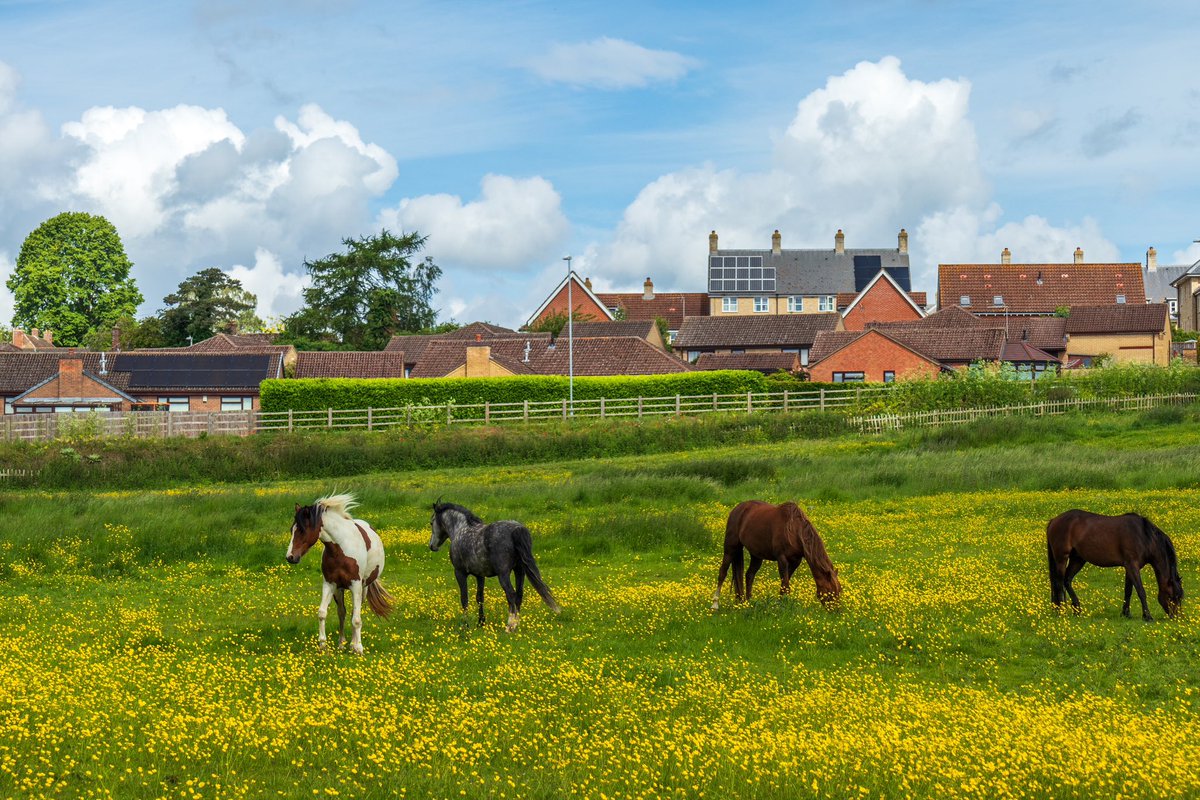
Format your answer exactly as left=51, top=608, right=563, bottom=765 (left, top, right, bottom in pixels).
left=429, top=502, right=560, bottom=631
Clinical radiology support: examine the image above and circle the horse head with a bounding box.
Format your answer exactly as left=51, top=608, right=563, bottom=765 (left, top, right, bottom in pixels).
left=430, top=501, right=452, bottom=552
left=1152, top=527, right=1184, bottom=618
left=783, top=502, right=842, bottom=607
left=287, top=503, right=324, bottom=564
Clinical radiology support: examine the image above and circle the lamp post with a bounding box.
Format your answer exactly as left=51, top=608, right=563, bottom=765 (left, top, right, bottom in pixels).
left=563, top=255, right=574, bottom=414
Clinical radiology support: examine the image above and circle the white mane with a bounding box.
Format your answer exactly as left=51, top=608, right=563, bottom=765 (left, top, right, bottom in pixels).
left=317, top=493, right=359, bottom=519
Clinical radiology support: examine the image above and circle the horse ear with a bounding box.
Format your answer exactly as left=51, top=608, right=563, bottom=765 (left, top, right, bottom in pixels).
left=294, top=503, right=300, bottom=512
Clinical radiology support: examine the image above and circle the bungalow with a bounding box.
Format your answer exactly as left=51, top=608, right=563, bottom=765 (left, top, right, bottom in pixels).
left=1063, top=304, right=1171, bottom=365
left=692, top=352, right=801, bottom=375
left=385, top=322, right=552, bottom=377
left=409, top=336, right=689, bottom=378
left=807, top=327, right=1019, bottom=383
left=671, top=313, right=843, bottom=368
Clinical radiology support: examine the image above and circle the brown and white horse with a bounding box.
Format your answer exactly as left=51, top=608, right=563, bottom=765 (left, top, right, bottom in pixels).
left=286, top=493, right=393, bottom=653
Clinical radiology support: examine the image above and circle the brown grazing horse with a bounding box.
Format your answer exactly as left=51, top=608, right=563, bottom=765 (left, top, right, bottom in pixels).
left=712, top=500, right=841, bottom=610
left=1046, top=509, right=1183, bottom=621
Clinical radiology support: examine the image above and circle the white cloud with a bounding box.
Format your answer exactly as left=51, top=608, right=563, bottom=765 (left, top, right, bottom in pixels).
left=224, top=248, right=309, bottom=319
left=275, top=104, right=397, bottom=194
left=916, top=204, right=1117, bottom=267
left=1171, top=242, right=1200, bottom=266
left=379, top=174, right=569, bottom=270
left=526, top=37, right=699, bottom=89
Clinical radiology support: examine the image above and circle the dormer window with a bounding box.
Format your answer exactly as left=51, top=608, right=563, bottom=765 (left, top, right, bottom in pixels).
left=1116, top=294, right=1126, bottom=304
left=993, top=295, right=1003, bottom=306
left=960, top=295, right=971, bottom=306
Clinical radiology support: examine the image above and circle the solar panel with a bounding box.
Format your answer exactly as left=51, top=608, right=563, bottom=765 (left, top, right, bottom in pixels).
left=114, top=353, right=273, bottom=388
left=708, top=255, right=774, bottom=292
left=853, top=255, right=883, bottom=291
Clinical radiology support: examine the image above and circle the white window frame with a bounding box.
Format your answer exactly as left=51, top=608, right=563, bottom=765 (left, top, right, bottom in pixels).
left=787, top=296, right=803, bottom=313
left=1116, top=294, right=1126, bottom=304
left=960, top=295, right=971, bottom=306
left=1169, top=299, right=1178, bottom=315
left=818, top=295, right=835, bottom=312
left=157, top=396, right=190, bottom=413
left=753, top=296, right=769, bottom=313
left=221, top=396, right=254, bottom=412
left=722, top=297, right=739, bottom=313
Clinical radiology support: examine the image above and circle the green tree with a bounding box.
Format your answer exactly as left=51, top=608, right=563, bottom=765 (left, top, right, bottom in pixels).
left=81, top=315, right=167, bottom=351
left=296, top=229, right=442, bottom=349
left=159, top=268, right=259, bottom=347
left=7, top=212, right=143, bottom=346
left=525, top=310, right=596, bottom=337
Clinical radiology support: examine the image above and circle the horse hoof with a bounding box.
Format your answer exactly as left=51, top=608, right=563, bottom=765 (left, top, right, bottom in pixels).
left=710, top=602, right=719, bottom=611
left=317, top=639, right=327, bottom=649
left=353, top=644, right=364, bottom=655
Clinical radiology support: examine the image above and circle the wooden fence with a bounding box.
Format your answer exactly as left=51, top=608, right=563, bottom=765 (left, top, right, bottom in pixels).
left=0, top=388, right=1194, bottom=443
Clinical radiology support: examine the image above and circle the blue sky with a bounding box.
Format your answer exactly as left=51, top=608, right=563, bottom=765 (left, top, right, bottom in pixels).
left=0, top=0, right=1197, bottom=329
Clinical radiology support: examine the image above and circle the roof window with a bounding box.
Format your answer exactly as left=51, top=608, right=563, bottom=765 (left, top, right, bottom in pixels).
left=960, top=295, right=971, bottom=306
left=1116, top=294, right=1126, bottom=304
left=993, top=295, right=1003, bottom=306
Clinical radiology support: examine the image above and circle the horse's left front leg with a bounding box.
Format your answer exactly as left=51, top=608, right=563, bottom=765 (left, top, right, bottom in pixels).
left=349, top=580, right=365, bottom=654
left=1122, top=574, right=1134, bottom=618
left=497, top=572, right=520, bottom=632
left=744, top=556, right=763, bottom=601
left=334, top=588, right=347, bottom=647
left=1128, top=565, right=1152, bottom=622
left=317, top=581, right=335, bottom=648
left=475, top=575, right=486, bottom=626
left=779, top=558, right=793, bottom=596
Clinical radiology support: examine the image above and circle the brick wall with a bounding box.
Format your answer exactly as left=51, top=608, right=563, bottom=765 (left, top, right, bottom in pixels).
left=807, top=331, right=940, bottom=382
left=534, top=283, right=610, bottom=325
left=842, top=279, right=923, bottom=331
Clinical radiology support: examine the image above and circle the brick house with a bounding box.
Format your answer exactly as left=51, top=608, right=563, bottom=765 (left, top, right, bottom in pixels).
left=808, top=327, right=1024, bottom=382
left=671, top=313, right=843, bottom=368
left=409, top=336, right=689, bottom=378
left=294, top=351, right=408, bottom=378
left=871, top=305, right=1069, bottom=361
left=386, top=323, right=553, bottom=378
left=8, top=357, right=135, bottom=412
left=525, top=273, right=707, bottom=342
left=3, top=327, right=58, bottom=351
left=1171, top=260, right=1200, bottom=332
left=839, top=270, right=927, bottom=331
left=692, top=352, right=801, bottom=375
left=1063, top=304, right=1171, bottom=365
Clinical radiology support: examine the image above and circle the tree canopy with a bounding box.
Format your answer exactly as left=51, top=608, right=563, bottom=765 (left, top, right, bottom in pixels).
left=160, top=267, right=260, bottom=347
left=7, top=212, right=143, bottom=346
left=283, top=230, right=442, bottom=350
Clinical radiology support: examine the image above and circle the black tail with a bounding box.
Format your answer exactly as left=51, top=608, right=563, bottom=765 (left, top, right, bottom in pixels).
left=513, top=526, right=560, bottom=613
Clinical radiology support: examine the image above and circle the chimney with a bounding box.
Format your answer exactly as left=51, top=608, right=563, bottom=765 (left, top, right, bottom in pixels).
left=60, top=358, right=84, bottom=395
left=1147, top=246, right=1157, bottom=272
left=465, top=345, right=491, bottom=378
left=12, top=327, right=29, bottom=350
left=1001, top=247, right=1011, bottom=265
left=43, top=329, right=52, bottom=345
left=771, top=229, right=781, bottom=255
left=112, top=327, right=121, bottom=352
left=31, top=327, right=40, bottom=340
left=643, top=277, right=655, bottom=300
left=709, top=230, right=719, bottom=253
left=1074, top=246, right=1084, bottom=264
left=834, top=229, right=845, bottom=255
left=898, top=228, right=908, bottom=254
left=475, top=333, right=483, bottom=342
left=584, top=276, right=593, bottom=291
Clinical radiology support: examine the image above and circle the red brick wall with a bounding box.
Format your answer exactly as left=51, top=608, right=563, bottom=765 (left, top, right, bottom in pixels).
left=21, top=360, right=132, bottom=410
left=843, top=278, right=924, bottom=331
left=534, top=282, right=610, bottom=326
left=808, top=332, right=940, bottom=382
left=132, top=394, right=260, bottom=412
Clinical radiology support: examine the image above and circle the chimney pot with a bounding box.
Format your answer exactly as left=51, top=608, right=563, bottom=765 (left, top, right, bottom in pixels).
left=1001, top=247, right=1012, bottom=265
left=1074, top=246, right=1084, bottom=264
left=709, top=230, right=719, bottom=254
left=584, top=276, right=593, bottom=291
left=834, top=229, right=845, bottom=255
left=643, top=277, right=655, bottom=300
left=31, top=327, right=39, bottom=339
left=898, top=228, right=908, bottom=254
left=1147, top=246, right=1157, bottom=272
left=771, top=229, right=781, bottom=255
left=475, top=333, right=482, bottom=342
left=43, top=329, right=52, bottom=345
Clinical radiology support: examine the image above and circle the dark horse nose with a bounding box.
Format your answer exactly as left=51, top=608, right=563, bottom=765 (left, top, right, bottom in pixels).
left=286, top=555, right=300, bottom=564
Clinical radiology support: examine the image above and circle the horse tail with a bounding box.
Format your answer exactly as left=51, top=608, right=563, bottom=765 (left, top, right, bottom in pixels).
left=513, top=525, right=560, bottom=613
left=366, top=579, right=394, bottom=618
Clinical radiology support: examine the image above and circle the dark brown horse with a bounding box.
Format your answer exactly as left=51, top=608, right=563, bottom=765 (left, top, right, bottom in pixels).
left=712, top=500, right=841, bottom=610
left=1046, top=510, right=1183, bottom=621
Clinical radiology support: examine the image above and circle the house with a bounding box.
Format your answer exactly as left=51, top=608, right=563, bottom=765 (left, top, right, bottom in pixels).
left=706, top=228, right=912, bottom=317
left=692, top=352, right=801, bottom=375
left=671, top=313, right=843, bottom=367
left=385, top=322, right=552, bottom=378
left=181, top=331, right=297, bottom=373
left=566, top=320, right=666, bottom=350
left=0, top=350, right=284, bottom=413
left=409, top=336, right=689, bottom=378
left=870, top=306, right=1068, bottom=361
left=808, top=327, right=1021, bottom=382
left=3, top=327, right=58, bottom=351
left=1062, top=304, right=1171, bottom=365
left=839, top=270, right=927, bottom=331
left=938, top=248, right=1146, bottom=315
left=294, top=351, right=408, bottom=379
left=525, top=272, right=707, bottom=342
left=1171, top=259, right=1200, bottom=332
left=1142, top=247, right=1189, bottom=321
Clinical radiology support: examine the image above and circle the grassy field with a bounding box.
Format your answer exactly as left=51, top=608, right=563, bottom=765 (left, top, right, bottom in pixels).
left=2, top=409, right=1200, bottom=798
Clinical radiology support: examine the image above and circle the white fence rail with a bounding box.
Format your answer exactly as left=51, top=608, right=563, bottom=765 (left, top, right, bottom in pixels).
left=0, top=387, right=1195, bottom=443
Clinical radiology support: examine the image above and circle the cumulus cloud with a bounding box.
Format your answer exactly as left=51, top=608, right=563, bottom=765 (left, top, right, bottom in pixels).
left=379, top=174, right=569, bottom=270
left=224, top=247, right=309, bottom=319
left=526, top=37, right=699, bottom=89
left=0, top=251, right=13, bottom=325
left=1171, top=242, right=1200, bottom=266
left=916, top=205, right=1118, bottom=265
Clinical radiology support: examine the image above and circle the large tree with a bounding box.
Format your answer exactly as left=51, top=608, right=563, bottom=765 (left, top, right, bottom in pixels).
left=290, top=229, right=442, bottom=349
left=159, top=267, right=260, bottom=347
left=7, top=212, right=143, bottom=346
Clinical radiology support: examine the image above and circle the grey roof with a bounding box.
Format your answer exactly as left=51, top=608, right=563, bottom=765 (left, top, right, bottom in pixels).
left=712, top=247, right=910, bottom=296
left=1144, top=265, right=1191, bottom=302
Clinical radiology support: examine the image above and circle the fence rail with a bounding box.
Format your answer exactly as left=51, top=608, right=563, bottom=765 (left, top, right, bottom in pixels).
left=0, top=387, right=1195, bottom=443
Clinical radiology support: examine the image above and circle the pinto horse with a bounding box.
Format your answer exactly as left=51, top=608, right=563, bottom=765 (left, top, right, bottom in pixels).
left=712, top=500, right=841, bottom=610
left=430, top=501, right=560, bottom=632
left=287, top=494, right=393, bottom=653
left=1047, top=509, right=1183, bottom=621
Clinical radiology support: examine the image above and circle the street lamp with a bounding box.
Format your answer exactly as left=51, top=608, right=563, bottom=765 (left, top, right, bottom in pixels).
left=563, top=255, right=574, bottom=414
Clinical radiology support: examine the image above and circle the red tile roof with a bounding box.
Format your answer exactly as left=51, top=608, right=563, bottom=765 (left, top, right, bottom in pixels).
left=384, top=324, right=550, bottom=359
left=672, top=314, right=842, bottom=350
left=938, top=263, right=1145, bottom=314
left=693, top=352, right=800, bottom=374
left=410, top=336, right=689, bottom=378
left=811, top=328, right=1007, bottom=365
left=567, top=320, right=659, bottom=341
left=871, top=306, right=1067, bottom=353
left=294, top=351, right=408, bottom=378
left=593, top=292, right=709, bottom=330
left=1063, top=303, right=1169, bottom=334
left=187, top=333, right=281, bottom=351
left=1001, top=341, right=1060, bottom=363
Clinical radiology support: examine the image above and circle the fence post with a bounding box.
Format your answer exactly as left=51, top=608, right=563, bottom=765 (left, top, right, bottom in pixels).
left=820, top=388, right=826, bottom=411
left=713, top=392, right=718, bottom=411
left=447, top=402, right=453, bottom=425
left=485, top=401, right=490, bottom=424
left=288, top=408, right=293, bottom=433
left=368, top=407, right=373, bottom=432
left=747, top=391, right=752, bottom=413
left=675, top=394, right=681, bottom=416
left=638, top=396, right=644, bottom=420
left=562, top=398, right=568, bottom=421
left=600, top=397, right=606, bottom=419
left=166, top=412, right=173, bottom=438
left=784, top=390, right=790, bottom=413
left=856, top=385, right=862, bottom=406
left=328, top=408, right=333, bottom=429
left=523, top=399, right=529, bottom=422
left=208, top=413, right=215, bottom=435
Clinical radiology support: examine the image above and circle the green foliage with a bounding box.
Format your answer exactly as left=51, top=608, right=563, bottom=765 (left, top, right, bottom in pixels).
left=654, top=316, right=670, bottom=343
left=1054, top=305, right=1071, bottom=318
left=610, top=305, right=628, bottom=321
left=8, top=212, right=143, bottom=345
left=159, top=267, right=259, bottom=347
left=291, top=229, right=442, bottom=349
left=526, top=310, right=596, bottom=337
left=79, top=315, right=167, bottom=350
left=1172, top=328, right=1199, bottom=343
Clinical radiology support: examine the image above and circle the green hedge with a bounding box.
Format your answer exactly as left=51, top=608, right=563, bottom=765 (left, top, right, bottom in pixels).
left=261, top=370, right=769, bottom=414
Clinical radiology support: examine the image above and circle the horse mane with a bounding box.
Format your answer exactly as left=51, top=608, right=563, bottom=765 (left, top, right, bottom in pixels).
left=1141, top=516, right=1180, bottom=581
left=318, top=493, right=359, bottom=519
left=785, top=503, right=837, bottom=576
left=436, top=501, right=483, bottom=525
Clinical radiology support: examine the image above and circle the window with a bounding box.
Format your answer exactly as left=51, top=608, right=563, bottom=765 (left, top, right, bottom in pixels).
left=221, top=396, right=254, bottom=412
left=157, top=396, right=190, bottom=413
left=687, top=351, right=702, bottom=363
left=722, top=297, right=739, bottom=313
left=993, top=295, right=1003, bottom=306
left=2, top=398, right=10, bottom=415
left=753, top=296, right=769, bottom=312
left=833, top=372, right=865, bottom=383
left=787, top=296, right=803, bottom=312
left=800, top=347, right=809, bottom=367
left=731, top=349, right=746, bottom=355
left=1169, top=299, right=1178, bottom=315
left=1116, top=294, right=1126, bottom=304
left=818, top=295, right=835, bottom=312
left=960, top=295, right=971, bottom=306
left=708, top=255, right=776, bottom=292
left=883, top=371, right=896, bottom=383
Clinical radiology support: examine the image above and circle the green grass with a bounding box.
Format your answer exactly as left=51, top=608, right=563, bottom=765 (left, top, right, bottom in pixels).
left=1, top=408, right=1200, bottom=797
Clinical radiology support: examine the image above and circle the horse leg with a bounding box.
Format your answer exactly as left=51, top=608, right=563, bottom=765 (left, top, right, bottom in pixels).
left=475, top=574, right=486, bottom=626
left=1129, top=565, right=1153, bottom=622
left=349, top=580, right=365, bottom=654
left=779, top=558, right=793, bottom=597
left=712, top=550, right=734, bottom=610
left=316, top=581, right=335, bottom=648
left=455, top=568, right=470, bottom=624
left=1064, top=554, right=1085, bottom=612
left=744, top=556, right=763, bottom=602
left=514, top=564, right=526, bottom=613
left=497, top=573, right=520, bottom=632
left=334, top=588, right=347, bottom=648
left=732, top=546, right=746, bottom=603
left=1122, top=574, right=1134, bottom=618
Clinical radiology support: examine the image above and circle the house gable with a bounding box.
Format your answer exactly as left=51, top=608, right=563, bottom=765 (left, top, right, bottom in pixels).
left=841, top=270, right=926, bottom=331
left=526, top=273, right=615, bottom=328
left=807, top=329, right=942, bottom=383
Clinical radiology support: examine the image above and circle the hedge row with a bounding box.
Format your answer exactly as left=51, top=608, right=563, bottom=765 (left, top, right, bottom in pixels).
left=260, top=370, right=770, bottom=413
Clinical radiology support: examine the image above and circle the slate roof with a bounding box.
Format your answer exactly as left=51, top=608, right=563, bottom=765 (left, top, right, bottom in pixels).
left=593, top=292, right=709, bottom=330
left=1144, top=265, right=1191, bottom=303
left=672, top=314, right=842, bottom=350
left=711, top=247, right=911, bottom=296
left=294, top=351, right=408, bottom=378
left=810, top=328, right=1007, bottom=365
left=1062, top=303, right=1169, bottom=334
left=409, top=336, right=690, bottom=378
left=1, top=351, right=281, bottom=396
left=693, top=352, right=800, bottom=374
left=938, top=263, right=1145, bottom=314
